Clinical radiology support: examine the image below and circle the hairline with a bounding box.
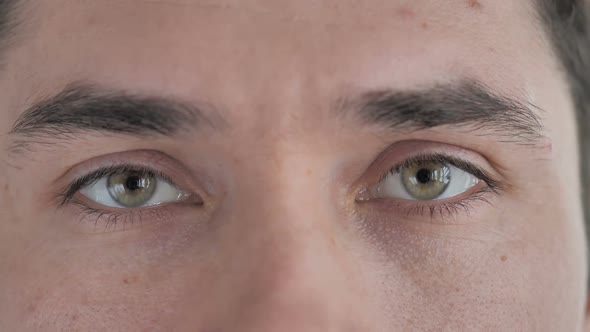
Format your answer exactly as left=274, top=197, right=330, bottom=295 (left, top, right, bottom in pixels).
left=0, top=0, right=25, bottom=58
left=535, top=0, right=590, bottom=238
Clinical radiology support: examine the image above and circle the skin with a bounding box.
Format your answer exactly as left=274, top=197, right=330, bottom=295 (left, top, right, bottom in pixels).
left=0, top=0, right=587, bottom=330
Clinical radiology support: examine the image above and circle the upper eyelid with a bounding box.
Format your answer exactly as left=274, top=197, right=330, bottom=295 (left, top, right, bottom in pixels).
left=358, top=140, right=497, bottom=179
left=391, top=153, right=478, bottom=172
left=385, top=154, right=488, bottom=178
left=360, top=139, right=503, bottom=181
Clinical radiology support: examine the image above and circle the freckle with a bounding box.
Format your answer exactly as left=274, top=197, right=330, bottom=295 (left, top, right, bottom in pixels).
left=500, top=255, right=508, bottom=262
left=467, top=0, right=482, bottom=9
left=421, top=22, right=429, bottom=29
left=123, top=278, right=129, bottom=284
left=396, top=6, right=416, bottom=19
left=306, top=168, right=312, bottom=176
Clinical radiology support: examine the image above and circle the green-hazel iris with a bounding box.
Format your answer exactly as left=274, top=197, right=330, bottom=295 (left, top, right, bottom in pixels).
left=107, top=171, right=157, bottom=207
left=401, top=161, right=451, bottom=200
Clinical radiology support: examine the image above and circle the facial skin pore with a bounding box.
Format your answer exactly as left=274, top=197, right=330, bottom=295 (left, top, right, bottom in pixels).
left=0, top=0, right=587, bottom=330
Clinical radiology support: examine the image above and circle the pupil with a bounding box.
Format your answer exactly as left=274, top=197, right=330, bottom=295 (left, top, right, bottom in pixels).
left=416, top=168, right=432, bottom=184
left=126, top=176, right=144, bottom=191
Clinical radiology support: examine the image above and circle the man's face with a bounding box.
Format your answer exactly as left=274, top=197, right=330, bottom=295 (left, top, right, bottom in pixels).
left=0, top=0, right=587, bottom=330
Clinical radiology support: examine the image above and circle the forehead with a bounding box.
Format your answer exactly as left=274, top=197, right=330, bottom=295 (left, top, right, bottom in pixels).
left=0, top=0, right=559, bottom=124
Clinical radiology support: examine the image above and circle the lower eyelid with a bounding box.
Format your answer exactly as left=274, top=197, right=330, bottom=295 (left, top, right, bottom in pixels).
left=67, top=204, right=188, bottom=234
left=63, top=194, right=207, bottom=234
left=356, top=181, right=495, bottom=222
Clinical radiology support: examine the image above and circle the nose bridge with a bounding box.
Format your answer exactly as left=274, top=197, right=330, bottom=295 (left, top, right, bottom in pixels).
left=228, top=209, right=361, bottom=331
left=231, top=134, right=336, bottom=235
left=235, top=149, right=338, bottom=285
left=220, top=148, right=369, bottom=330
left=240, top=226, right=342, bottom=314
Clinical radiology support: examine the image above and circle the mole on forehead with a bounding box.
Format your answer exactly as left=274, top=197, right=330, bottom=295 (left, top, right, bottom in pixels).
left=467, top=0, right=483, bottom=10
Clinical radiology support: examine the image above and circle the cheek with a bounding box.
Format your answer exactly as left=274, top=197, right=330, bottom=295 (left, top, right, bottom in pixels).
left=0, top=172, right=36, bottom=327
left=360, top=206, right=584, bottom=330
left=365, top=234, right=530, bottom=329
left=516, top=203, right=587, bottom=327
left=10, top=251, right=181, bottom=330
left=5, top=209, right=222, bottom=330
left=0, top=169, right=19, bottom=225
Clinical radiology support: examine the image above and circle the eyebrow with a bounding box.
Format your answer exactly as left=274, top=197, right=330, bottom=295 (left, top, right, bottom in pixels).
left=341, top=80, right=545, bottom=144
left=8, top=79, right=545, bottom=155
left=8, top=83, right=215, bottom=153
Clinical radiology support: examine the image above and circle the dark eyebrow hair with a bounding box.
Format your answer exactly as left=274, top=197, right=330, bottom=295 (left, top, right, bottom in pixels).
left=8, top=83, right=217, bottom=153
left=0, top=0, right=26, bottom=62
left=342, top=80, right=545, bottom=145
left=8, top=80, right=545, bottom=156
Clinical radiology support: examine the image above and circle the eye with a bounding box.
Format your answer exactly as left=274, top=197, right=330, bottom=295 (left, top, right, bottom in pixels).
left=366, top=159, right=480, bottom=201
left=79, top=169, right=190, bottom=208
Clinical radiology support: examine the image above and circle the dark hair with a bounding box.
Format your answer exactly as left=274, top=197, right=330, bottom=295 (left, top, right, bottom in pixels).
left=537, top=0, right=590, bottom=240
left=0, top=0, right=23, bottom=60
left=0, top=0, right=20, bottom=49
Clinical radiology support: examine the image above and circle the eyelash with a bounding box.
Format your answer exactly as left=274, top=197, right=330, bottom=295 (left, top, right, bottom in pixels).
left=59, top=165, right=176, bottom=206
left=396, top=189, right=496, bottom=220
left=58, top=165, right=186, bottom=232
left=59, top=153, right=501, bottom=231
left=71, top=203, right=167, bottom=232
left=385, top=153, right=500, bottom=189
left=371, top=153, right=502, bottom=220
